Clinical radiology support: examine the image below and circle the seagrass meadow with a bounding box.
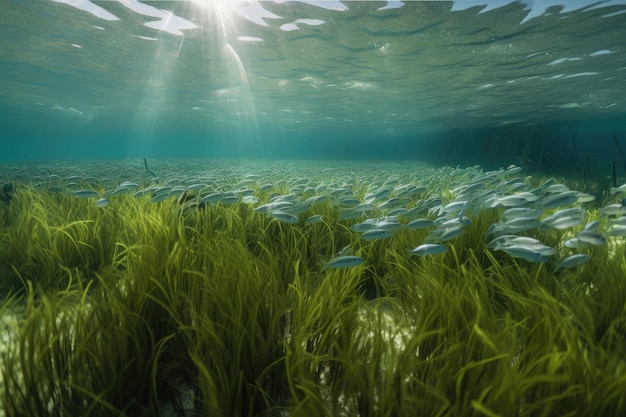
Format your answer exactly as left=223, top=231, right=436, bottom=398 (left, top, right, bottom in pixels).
left=0, top=158, right=625, bottom=417
left=5, top=1, right=626, bottom=415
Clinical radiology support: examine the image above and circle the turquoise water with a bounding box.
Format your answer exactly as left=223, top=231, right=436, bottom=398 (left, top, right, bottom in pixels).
left=2, top=0, right=626, bottom=168
left=2, top=4, right=626, bottom=414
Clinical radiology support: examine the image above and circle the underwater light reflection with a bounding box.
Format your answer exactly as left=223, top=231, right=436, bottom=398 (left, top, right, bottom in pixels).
left=191, top=0, right=281, bottom=27
left=190, top=0, right=264, bottom=156
left=190, top=0, right=239, bottom=19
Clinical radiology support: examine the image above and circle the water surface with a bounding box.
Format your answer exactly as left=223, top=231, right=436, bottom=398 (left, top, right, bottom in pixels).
left=1, top=1, right=626, bottom=163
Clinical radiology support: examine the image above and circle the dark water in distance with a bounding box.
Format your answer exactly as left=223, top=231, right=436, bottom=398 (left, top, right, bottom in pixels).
left=1, top=0, right=626, bottom=171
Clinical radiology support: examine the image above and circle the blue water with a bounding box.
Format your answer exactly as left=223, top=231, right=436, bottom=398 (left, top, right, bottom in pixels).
left=2, top=0, right=626, bottom=171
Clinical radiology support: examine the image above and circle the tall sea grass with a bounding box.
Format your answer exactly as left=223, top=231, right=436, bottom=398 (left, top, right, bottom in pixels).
left=1, top=181, right=625, bottom=416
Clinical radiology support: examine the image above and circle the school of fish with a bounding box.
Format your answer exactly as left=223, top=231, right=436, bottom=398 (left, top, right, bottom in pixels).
left=1, top=159, right=624, bottom=272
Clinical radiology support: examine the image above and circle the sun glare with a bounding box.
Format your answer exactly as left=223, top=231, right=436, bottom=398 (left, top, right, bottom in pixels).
left=191, top=0, right=240, bottom=32
left=192, top=0, right=232, bottom=12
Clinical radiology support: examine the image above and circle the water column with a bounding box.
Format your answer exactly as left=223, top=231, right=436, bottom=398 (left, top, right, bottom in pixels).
left=124, top=6, right=194, bottom=158
left=195, top=0, right=263, bottom=158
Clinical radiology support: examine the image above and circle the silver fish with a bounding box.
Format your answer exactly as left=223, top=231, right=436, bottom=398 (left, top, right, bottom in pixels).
left=490, top=194, right=536, bottom=208
left=374, top=219, right=402, bottom=232
left=492, top=239, right=556, bottom=256
left=502, top=207, right=542, bottom=220
left=576, top=230, right=606, bottom=246
left=377, top=198, right=403, bottom=211
left=109, top=186, right=133, bottom=196
left=409, top=243, right=447, bottom=256
left=435, top=215, right=472, bottom=229
left=609, top=216, right=626, bottom=226
left=441, top=200, right=469, bottom=214
left=305, top=214, right=323, bottom=224
left=544, top=207, right=585, bottom=220
left=152, top=186, right=172, bottom=196
left=360, top=229, right=393, bottom=240
left=405, top=218, right=435, bottom=230
left=564, top=238, right=588, bottom=249
left=487, top=217, right=541, bottom=236
left=599, top=204, right=626, bottom=217
left=428, top=226, right=465, bottom=242
left=610, top=183, right=626, bottom=195
left=497, top=245, right=549, bottom=263
left=71, top=189, right=99, bottom=198
left=486, top=235, right=541, bottom=249
left=338, top=209, right=366, bottom=221
left=607, top=226, right=626, bottom=237
left=150, top=193, right=172, bottom=203
left=254, top=201, right=293, bottom=213
left=269, top=210, right=299, bottom=224
left=351, top=219, right=377, bottom=232
left=576, top=192, right=595, bottom=203
left=219, top=195, right=239, bottom=206
left=305, top=195, right=328, bottom=206
left=241, top=195, right=260, bottom=204
left=536, top=191, right=579, bottom=209
left=201, top=192, right=226, bottom=204
left=554, top=254, right=591, bottom=271
left=540, top=215, right=584, bottom=230
left=545, top=184, right=570, bottom=193
left=387, top=208, right=408, bottom=217
left=323, top=255, right=365, bottom=270
left=583, top=220, right=600, bottom=232
left=338, top=196, right=361, bottom=207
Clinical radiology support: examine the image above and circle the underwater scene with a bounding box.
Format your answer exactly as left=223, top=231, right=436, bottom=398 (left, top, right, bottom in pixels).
left=2, top=1, right=626, bottom=416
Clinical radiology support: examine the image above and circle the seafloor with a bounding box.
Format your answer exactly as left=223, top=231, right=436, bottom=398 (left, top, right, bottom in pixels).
left=0, top=158, right=625, bottom=416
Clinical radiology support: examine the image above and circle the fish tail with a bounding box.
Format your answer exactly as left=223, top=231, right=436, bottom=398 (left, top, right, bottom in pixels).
left=320, top=260, right=329, bottom=272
